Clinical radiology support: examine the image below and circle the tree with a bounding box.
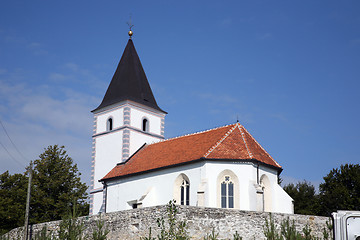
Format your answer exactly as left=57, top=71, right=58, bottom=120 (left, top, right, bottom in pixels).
left=0, top=171, right=27, bottom=234
left=283, top=180, right=318, bottom=215
left=30, top=145, right=89, bottom=224
left=317, top=163, right=360, bottom=216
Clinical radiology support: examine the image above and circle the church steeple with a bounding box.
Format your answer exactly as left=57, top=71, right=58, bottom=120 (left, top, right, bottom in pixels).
left=90, top=33, right=166, bottom=215
left=92, top=38, right=166, bottom=113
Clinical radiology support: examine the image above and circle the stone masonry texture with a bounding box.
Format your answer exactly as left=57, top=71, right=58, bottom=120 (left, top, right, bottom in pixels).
left=5, top=205, right=331, bottom=240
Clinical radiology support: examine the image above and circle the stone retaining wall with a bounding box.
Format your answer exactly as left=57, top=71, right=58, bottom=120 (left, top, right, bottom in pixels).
left=5, top=205, right=331, bottom=240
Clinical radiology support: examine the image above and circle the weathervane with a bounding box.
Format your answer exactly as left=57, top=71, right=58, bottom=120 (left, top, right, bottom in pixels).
left=127, top=15, right=134, bottom=39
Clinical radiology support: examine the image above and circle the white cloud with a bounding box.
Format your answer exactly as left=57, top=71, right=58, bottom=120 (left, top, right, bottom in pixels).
left=0, top=72, right=96, bottom=186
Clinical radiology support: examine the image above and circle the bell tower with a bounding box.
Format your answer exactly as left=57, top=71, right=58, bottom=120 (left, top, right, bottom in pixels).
left=90, top=30, right=167, bottom=215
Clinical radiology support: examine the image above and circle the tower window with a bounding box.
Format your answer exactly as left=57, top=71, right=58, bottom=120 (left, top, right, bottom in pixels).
left=107, top=118, right=113, bottom=131
left=142, top=118, right=149, bottom=132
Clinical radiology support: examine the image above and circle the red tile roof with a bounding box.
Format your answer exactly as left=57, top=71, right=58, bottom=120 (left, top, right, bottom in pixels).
left=101, top=122, right=281, bottom=181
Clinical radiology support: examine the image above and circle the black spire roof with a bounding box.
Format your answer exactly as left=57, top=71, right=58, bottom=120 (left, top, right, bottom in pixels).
left=92, top=39, right=166, bottom=113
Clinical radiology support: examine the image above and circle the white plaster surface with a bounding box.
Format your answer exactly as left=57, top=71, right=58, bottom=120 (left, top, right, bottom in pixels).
left=106, top=162, right=204, bottom=212
left=93, top=131, right=123, bottom=190
left=95, top=107, right=124, bottom=134
left=105, top=160, right=293, bottom=214
left=92, top=190, right=104, bottom=216
left=129, top=130, right=162, bottom=156
left=130, top=106, right=163, bottom=135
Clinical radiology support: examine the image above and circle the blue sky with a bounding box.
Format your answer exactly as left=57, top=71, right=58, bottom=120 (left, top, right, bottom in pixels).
left=0, top=0, right=359, bottom=189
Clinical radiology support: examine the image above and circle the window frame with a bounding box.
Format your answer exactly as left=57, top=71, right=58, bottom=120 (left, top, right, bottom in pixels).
left=142, top=117, right=149, bottom=132
left=180, top=179, right=190, bottom=206
left=221, top=176, right=234, bottom=208
left=217, top=169, right=239, bottom=209
left=173, top=174, right=190, bottom=206
left=107, top=117, right=113, bottom=131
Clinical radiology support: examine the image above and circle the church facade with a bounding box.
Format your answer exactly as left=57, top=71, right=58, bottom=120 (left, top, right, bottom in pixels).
left=90, top=33, right=293, bottom=215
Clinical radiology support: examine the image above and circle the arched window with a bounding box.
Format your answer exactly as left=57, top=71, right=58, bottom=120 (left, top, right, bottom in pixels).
left=221, top=176, right=234, bottom=208
left=173, top=174, right=190, bottom=206
left=142, top=118, right=149, bottom=132
left=180, top=179, right=190, bottom=205
left=217, top=169, right=239, bottom=209
left=107, top=118, right=113, bottom=131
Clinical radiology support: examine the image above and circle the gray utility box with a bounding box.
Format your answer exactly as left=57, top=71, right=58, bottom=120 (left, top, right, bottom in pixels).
left=332, top=210, right=360, bottom=240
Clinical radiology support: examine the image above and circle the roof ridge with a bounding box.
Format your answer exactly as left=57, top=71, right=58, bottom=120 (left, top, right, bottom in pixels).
left=238, top=125, right=253, bottom=159
left=147, top=123, right=237, bottom=146
left=203, top=123, right=239, bottom=158
left=241, top=126, right=281, bottom=168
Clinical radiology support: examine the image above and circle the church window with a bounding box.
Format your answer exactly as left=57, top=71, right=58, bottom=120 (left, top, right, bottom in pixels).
left=142, top=118, right=149, bottom=132
left=221, top=176, right=234, bottom=208
left=180, top=179, right=190, bottom=205
left=107, top=118, right=113, bottom=131
left=217, top=170, right=238, bottom=208
left=173, top=174, right=190, bottom=206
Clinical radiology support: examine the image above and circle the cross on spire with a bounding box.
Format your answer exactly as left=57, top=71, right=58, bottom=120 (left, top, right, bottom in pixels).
left=127, top=15, right=134, bottom=38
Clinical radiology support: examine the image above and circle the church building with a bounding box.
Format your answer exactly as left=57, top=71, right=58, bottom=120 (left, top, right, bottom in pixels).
left=89, top=31, right=293, bottom=215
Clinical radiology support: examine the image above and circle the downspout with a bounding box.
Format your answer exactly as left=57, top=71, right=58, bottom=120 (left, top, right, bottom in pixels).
left=257, top=162, right=260, bottom=184
left=103, top=182, right=107, bottom=213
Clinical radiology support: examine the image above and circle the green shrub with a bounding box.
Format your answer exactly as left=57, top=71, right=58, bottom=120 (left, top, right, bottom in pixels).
left=203, top=228, right=219, bottom=240
left=233, top=231, right=243, bottom=240
left=263, top=214, right=282, bottom=240
left=92, top=217, right=109, bottom=240
left=56, top=203, right=85, bottom=240
left=33, top=225, right=54, bottom=240
left=154, top=200, right=190, bottom=240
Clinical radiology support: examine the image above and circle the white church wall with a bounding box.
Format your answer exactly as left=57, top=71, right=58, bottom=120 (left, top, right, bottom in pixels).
left=104, top=160, right=293, bottom=214
left=248, top=179, right=258, bottom=211
left=95, top=106, right=124, bottom=134
left=130, top=105, right=163, bottom=135
left=258, top=165, right=294, bottom=214
left=92, top=190, right=104, bottom=216
left=274, top=183, right=294, bottom=213
left=93, top=131, right=123, bottom=190
left=129, top=130, right=162, bottom=156
left=205, top=161, right=256, bottom=210
left=204, top=161, right=292, bottom=213
left=258, top=166, right=277, bottom=212
left=105, top=162, right=204, bottom=213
